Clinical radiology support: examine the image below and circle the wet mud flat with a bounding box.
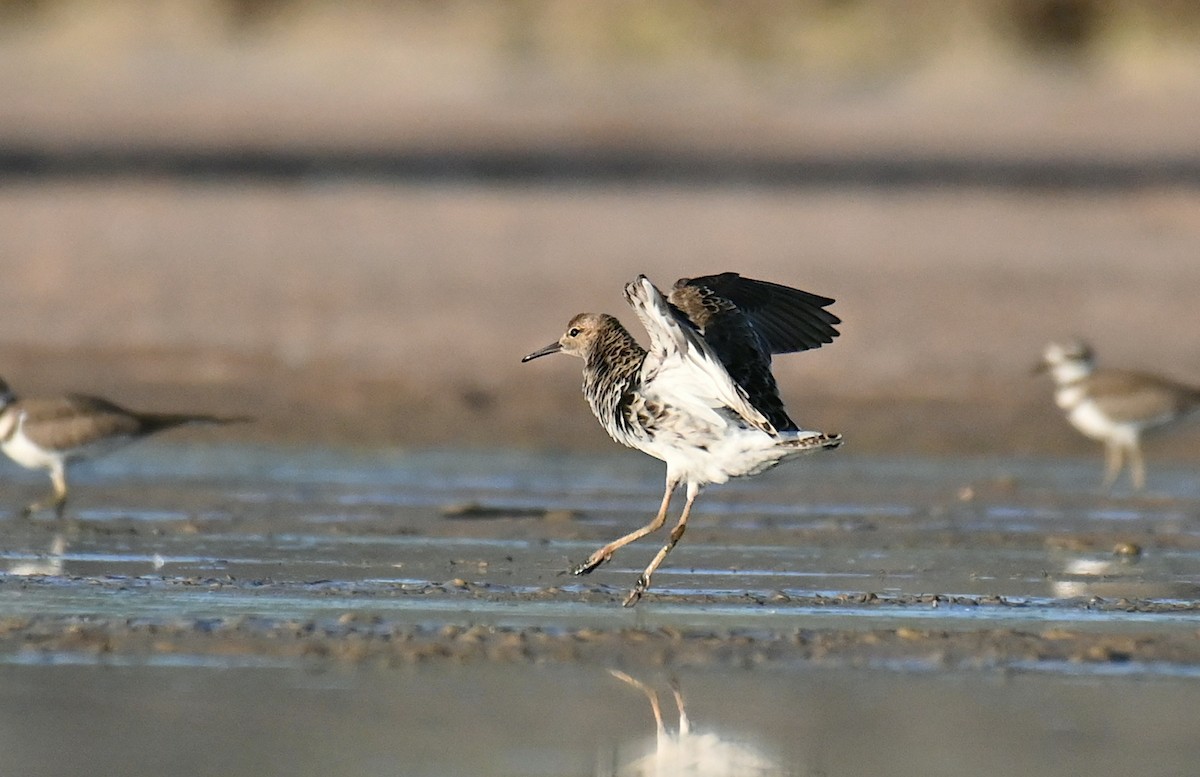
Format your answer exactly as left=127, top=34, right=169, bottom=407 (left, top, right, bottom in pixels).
left=2, top=443, right=1200, bottom=775
left=1, top=444, right=1199, bottom=667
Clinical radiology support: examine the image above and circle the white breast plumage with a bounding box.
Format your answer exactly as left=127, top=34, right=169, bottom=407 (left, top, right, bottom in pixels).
left=0, top=415, right=60, bottom=470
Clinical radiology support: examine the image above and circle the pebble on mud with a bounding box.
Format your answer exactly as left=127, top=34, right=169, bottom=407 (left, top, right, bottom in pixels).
left=440, top=502, right=577, bottom=521
left=1112, top=541, right=1142, bottom=558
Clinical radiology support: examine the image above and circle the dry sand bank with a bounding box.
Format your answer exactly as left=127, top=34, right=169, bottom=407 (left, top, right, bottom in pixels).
left=0, top=181, right=1198, bottom=458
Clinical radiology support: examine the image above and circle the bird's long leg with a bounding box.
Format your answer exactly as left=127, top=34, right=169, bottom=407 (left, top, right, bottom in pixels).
left=571, top=476, right=679, bottom=576
left=1128, top=441, right=1146, bottom=492
left=22, top=463, right=69, bottom=519
left=668, top=677, right=690, bottom=736
left=49, top=463, right=68, bottom=519
left=1101, top=442, right=1123, bottom=492
left=608, top=670, right=666, bottom=741
left=623, top=482, right=699, bottom=607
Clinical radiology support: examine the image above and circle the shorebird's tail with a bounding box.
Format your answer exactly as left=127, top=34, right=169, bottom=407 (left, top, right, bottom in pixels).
left=136, top=413, right=252, bottom=435
left=778, top=431, right=842, bottom=452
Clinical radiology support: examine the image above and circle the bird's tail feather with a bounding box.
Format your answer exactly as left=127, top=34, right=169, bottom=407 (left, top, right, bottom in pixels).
left=779, top=431, right=842, bottom=452
left=138, top=413, right=252, bottom=434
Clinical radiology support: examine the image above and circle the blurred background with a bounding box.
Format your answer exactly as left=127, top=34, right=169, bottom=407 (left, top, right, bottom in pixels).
left=0, top=0, right=1198, bottom=457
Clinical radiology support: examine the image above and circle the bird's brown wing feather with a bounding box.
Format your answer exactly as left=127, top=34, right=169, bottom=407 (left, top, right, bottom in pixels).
left=14, top=396, right=143, bottom=451
left=1089, top=370, right=1200, bottom=426
left=668, top=273, right=840, bottom=432
left=672, top=272, right=840, bottom=355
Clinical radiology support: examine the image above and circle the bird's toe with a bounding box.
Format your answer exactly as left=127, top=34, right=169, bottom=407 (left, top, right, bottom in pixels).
left=571, top=552, right=610, bottom=576
left=622, top=574, right=651, bottom=606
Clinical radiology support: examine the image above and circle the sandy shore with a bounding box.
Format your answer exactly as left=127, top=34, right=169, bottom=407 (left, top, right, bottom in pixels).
left=0, top=181, right=1198, bottom=461
left=7, top=611, right=1200, bottom=669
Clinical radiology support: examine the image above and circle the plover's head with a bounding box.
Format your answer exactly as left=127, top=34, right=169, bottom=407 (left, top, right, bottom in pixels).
left=521, top=313, right=617, bottom=362
left=1034, top=340, right=1095, bottom=382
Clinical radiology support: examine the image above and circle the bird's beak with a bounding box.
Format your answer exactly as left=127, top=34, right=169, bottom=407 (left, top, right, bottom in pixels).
left=521, top=341, right=563, bottom=362
left=1031, top=360, right=1049, bottom=376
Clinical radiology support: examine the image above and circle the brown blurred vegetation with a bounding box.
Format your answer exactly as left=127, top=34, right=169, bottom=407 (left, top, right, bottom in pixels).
left=1, top=0, right=1199, bottom=70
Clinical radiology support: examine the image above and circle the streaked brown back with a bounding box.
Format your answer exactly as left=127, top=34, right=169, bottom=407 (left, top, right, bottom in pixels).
left=668, top=273, right=840, bottom=432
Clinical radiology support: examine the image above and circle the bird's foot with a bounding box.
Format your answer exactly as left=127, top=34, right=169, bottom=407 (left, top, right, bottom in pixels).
left=571, top=551, right=611, bottom=576
left=622, top=575, right=650, bottom=607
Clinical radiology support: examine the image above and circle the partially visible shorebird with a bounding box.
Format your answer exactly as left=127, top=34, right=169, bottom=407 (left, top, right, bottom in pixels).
left=0, top=378, right=249, bottom=519
left=6, top=532, right=67, bottom=577
left=1035, top=341, right=1200, bottom=491
left=522, top=272, right=842, bottom=606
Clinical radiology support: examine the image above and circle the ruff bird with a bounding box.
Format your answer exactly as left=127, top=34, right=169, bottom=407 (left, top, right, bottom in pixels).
left=523, top=273, right=842, bottom=605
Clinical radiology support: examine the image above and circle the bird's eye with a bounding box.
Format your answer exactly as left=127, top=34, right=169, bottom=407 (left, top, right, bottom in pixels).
left=568, top=327, right=581, bottom=337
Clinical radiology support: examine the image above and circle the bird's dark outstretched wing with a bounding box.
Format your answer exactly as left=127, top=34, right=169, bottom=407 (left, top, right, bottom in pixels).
left=668, top=273, right=840, bottom=431
left=672, top=272, right=840, bottom=354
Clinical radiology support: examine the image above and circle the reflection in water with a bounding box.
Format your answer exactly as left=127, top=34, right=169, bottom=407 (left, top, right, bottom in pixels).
left=1050, top=555, right=1200, bottom=601
left=598, top=670, right=785, bottom=777
left=6, top=532, right=66, bottom=576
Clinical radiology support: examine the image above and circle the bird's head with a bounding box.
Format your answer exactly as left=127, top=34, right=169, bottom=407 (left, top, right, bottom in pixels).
left=1034, top=340, right=1095, bottom=382
left=521, top=313, right=615, bottom=363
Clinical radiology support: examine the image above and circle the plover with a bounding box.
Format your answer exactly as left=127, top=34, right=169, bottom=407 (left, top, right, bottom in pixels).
left=523, top=272, right=842, bottom=605
left=1035, top=340, right=1200, bottom=491
left=0, top=378, right=248, bottom=518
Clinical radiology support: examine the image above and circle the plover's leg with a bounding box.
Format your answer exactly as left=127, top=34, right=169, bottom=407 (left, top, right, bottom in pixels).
left=572, top=476, right=678, bottom=576
left=21, top=464, right=69, bottom=520
left=49, top=463, right=68, bottom=519
left=1128, top=441, right=1146, bottom=492
left=623, top=482, right=699, bottom=606
left=1101, top=442, right=1123, bottom=492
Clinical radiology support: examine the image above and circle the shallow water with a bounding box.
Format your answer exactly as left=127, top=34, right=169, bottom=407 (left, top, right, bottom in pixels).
left=0, top=443, right=1198, bottom=775
left=2, top=661, right=1199, bottom=777
left=2, top=444, right=1198, bottom=627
